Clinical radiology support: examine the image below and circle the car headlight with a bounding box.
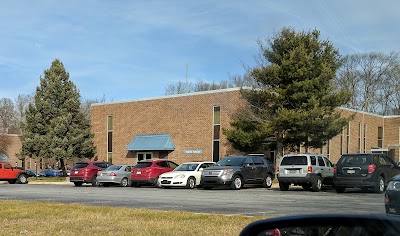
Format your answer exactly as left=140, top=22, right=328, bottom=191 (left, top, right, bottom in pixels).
left=221, top=169, right=233, bottom=175
left=387, top=181, right=400, bottom=191
left=174, top=174, right=185, bottom=179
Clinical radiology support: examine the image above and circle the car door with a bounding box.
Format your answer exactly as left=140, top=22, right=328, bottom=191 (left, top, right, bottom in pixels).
left=322, top=157, right=334, bottom=184
left=242, top=157, right=256, bottom=183
left=252, top=156, right=267, bottom=182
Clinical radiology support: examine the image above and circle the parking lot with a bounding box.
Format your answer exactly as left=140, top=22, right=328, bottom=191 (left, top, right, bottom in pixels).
left=0, top=183, right=386, bottom=217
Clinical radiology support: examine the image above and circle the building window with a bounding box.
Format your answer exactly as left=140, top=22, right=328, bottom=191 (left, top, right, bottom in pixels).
left=363, top=123, right=367, bottom=153
left=107, top=115, right=113, bottom=163
left=378, top=126, right=383, bottom=148
left=358, top=123, right=362, bottom=153
left=340, top=129, right=344, bottom=155
left=212, top=106, right=221, bottom=162
left=346, top=123, right=350, bottom=154
left=137, top=152, right=152, bottom=161
left=327, top=140, right=331, bottom=159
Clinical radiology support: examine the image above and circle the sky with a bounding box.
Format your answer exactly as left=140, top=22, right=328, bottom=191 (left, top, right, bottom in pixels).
left=1, top=0, right=399, bottom=103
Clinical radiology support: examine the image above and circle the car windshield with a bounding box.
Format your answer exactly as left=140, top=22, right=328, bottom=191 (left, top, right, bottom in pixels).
left=133, top=162, right=152, bottom=168
left=72, top=163, right=89, bottom=169
left=281, top=156, right=307, bottom=165
left=105, top=165, right=122, bottom=171
left=174, top=163, right=199, bottom=171
left=216, top=157, right=245, bottom=166
left=339, top=155, right=369, bottom=165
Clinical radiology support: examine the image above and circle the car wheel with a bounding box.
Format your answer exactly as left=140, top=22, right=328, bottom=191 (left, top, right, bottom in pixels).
left=302, top=183, right=311, bottom=190
left=74, top=182, right=83, bottom=187
left=16, top=174, right=28, bottom=184
left=279, top=182, right=289, bottom=191
left=374, top=176, right=385, bottom=193
left=91, top=176, right=99, bottom=187
left=262, top=174, right=273, bottom=188
left=186, top=177, right=196, bottom=189
left=312, top=176, right=322, bottom=192
left=231, top=175, right=242, bottom=190
left=120, top=178, right=129, bottom=187
left=335, top=186, right=345, bottom=193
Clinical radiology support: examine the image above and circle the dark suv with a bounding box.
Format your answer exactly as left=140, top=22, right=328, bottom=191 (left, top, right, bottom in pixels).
left=334, top=153, right=400, bottom=193
left=200, top=155, right=275, bottom=190
left=69, top=161, right=112, bottom=187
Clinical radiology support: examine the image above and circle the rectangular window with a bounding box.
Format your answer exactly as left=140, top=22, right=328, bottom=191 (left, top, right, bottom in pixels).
left=340, top=129, right=344, bottom=155
left=137, top=152, right=153, bottom=161
left=363, top=123, right=367, bottom=153
left=107, top=115, right=113, bottom=162
left=358, top=123, right=362, bottom=153
left=212, top=106, right=221, bottom=162
left=378, top=126, right=383, bottom=148
left=346, top=123, right=350, bottom=154
left=327, top=140, right=331, bottom=159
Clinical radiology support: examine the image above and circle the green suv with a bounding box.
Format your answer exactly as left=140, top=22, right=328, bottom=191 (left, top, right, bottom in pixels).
left=277, top=153, right=334, bottom=192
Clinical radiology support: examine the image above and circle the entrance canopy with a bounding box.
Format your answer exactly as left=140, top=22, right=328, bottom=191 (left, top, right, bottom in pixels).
left=127, top=134, right=175, bottom=151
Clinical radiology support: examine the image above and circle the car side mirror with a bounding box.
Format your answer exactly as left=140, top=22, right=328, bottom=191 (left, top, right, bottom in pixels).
left=199, top=168, right=204, bottom=171
left=239, top=214, right=400, bottom=236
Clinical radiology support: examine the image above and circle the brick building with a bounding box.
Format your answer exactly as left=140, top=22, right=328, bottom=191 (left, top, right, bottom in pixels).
left=91, top=88, right=400, bottom=165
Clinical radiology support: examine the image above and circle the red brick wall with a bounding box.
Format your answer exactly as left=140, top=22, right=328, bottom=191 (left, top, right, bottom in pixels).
left=91, top=89, right=243, bottom=165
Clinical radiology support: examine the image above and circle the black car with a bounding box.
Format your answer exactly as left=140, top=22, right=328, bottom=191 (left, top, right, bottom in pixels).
left=385, top=174, right=400, bottom=215
left=200, top=155, right=275, bottom=190
left=334, top=153, right=400, bottom=193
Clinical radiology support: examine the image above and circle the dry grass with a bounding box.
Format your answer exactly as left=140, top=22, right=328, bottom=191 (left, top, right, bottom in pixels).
left=0, top=200, right=267, bottom=236
left=29, top=177, right=67, bottom=182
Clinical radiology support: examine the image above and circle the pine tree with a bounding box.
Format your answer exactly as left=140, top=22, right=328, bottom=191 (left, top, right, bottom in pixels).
left=224, top=27, right=351, bottom=159
left=21, top=59, right=96, bottom=175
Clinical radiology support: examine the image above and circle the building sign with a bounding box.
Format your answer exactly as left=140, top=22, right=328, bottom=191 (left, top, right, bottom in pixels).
left=184, top=150, right=203, bottom=154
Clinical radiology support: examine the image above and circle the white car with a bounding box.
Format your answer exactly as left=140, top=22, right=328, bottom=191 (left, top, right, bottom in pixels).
left=158, top=161, right=215, bottom=189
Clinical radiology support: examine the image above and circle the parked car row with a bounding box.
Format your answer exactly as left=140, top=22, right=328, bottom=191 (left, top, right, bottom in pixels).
left=68, top=155, right=276, bottom=190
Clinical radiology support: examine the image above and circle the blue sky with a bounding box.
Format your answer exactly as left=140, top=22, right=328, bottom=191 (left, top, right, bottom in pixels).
left=1, top=0, right=399, bottom=102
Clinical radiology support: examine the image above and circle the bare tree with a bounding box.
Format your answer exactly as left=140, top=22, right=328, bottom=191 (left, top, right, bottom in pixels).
left=80, top=95, right=107, bottom=120
left=14, top=94, right=33, bottom=129
left=0, top=98, right=16, bottom=131
left=335, top=52, right=400, bottom=115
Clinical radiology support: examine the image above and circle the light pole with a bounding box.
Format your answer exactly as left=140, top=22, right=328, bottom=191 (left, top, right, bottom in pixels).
left=34, top=162, right=37, bottom=180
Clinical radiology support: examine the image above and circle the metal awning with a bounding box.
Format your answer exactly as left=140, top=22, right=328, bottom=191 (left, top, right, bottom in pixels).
left=126, top=134, right=175, bottom=151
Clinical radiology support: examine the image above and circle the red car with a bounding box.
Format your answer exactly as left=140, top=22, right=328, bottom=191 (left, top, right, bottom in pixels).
left=131, top=160, right=178, bottom=187
left=69, top=161, right=112, bottom=187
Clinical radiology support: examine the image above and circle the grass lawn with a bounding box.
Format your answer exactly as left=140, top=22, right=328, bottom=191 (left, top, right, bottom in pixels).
left=1, top=200, right=267, bottom=236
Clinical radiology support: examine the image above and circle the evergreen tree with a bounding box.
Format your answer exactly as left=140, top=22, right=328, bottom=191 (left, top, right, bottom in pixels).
left=21, top=59, right=96, bottom=175
left=224, top=27, right=351, bottom=159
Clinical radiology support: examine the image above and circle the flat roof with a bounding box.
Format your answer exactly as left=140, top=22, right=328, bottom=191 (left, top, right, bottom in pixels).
left=91, top=87, right=248, bottom=107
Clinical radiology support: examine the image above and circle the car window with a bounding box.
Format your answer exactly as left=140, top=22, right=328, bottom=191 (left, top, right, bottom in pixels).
left=379, top=156, right=388, bottom=165
left=281, top=156, right=307, bottom=165
left=106, top=165, right=122, bottom=171
left=167, top=161, right=178, bottom=168
left=0, top=164, right=2, bottom=168
left=252, top=157, right=265, bottom=165
left=125, top=166, right=132, bottom=172
left=324, top=157, right=333, bottom=167
left=133, top=162, right=152, bottom=168
left=318, top=156, right=325, bottom=166
left=5, top=163, right=11, bottom=169
left=217, top=157, right=245, bottom=166
left=157, top=161, right=168, bottom=168
left=73, top=163, right=89, bottom=169
left=94, top=163, right=106, bottom=168
left=340, top=155, right=369, bottom=165
left=310, top=156, right=317, bottom=165
left=243, top=157, right=254, bottom=165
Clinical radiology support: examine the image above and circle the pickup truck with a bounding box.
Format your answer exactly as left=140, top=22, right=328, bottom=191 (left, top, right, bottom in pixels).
left=0, top=162, right=29, bottom=184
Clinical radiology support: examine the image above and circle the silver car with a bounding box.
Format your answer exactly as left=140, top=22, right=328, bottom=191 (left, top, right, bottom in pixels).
left=97, top=164, right=133, bottom=187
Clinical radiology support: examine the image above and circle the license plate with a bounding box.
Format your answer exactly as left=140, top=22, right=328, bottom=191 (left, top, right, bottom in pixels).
left=289, top=170, right=297, bottom=174
left=347, top=170, right=355, bottom=174
left=137, top=171, right=141, bottom=174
